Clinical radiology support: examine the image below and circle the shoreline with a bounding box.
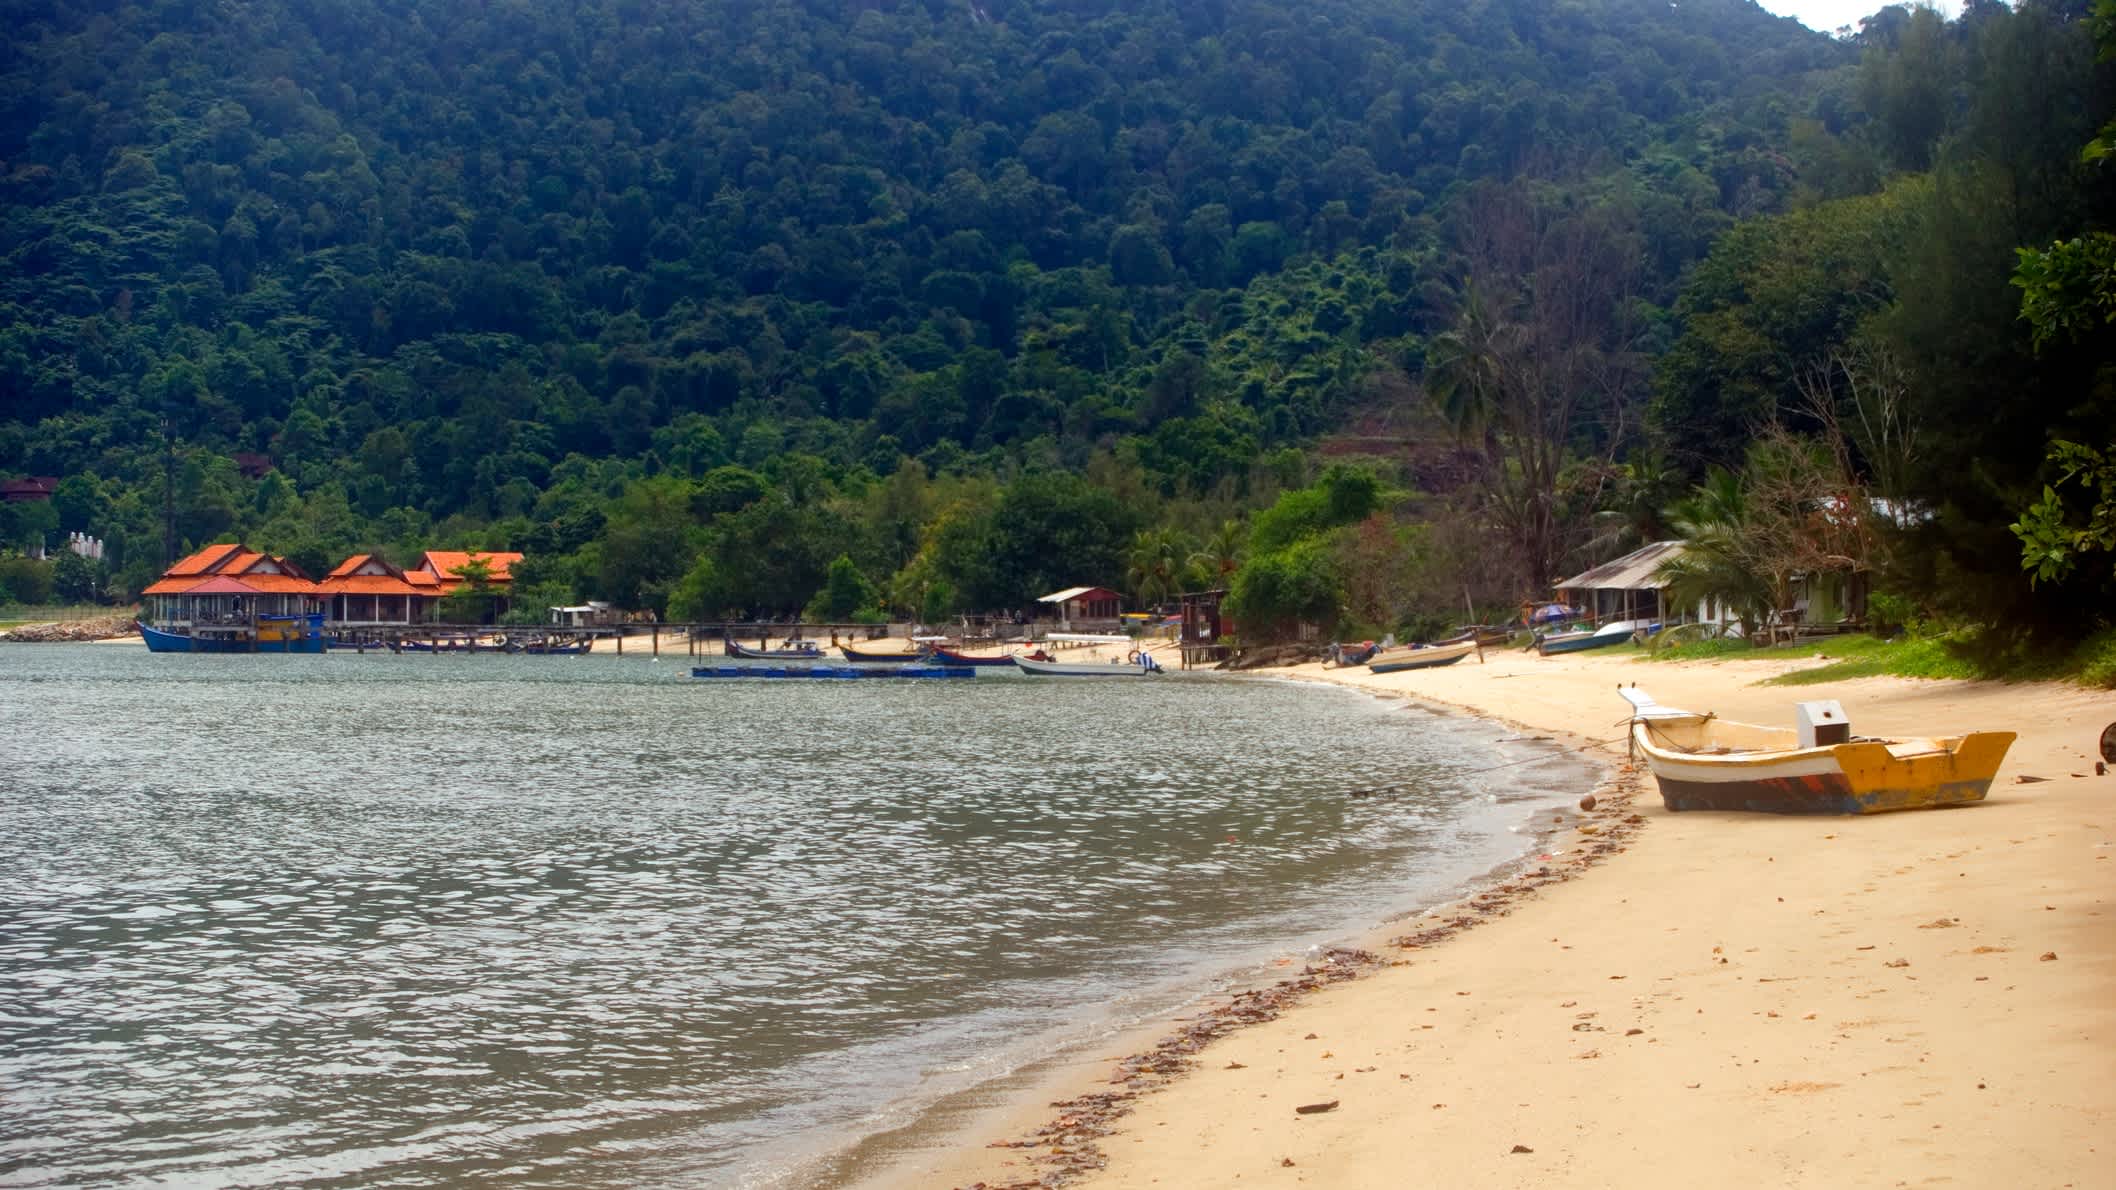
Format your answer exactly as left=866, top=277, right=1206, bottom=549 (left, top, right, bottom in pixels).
left=853, top=647, right=2114, bottom=1189
left=840, top=661, right=1638, bottom=1190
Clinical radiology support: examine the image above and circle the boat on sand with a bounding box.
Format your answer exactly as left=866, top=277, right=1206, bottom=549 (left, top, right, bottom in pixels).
left=1367, top=638, right=1478, bottom=674
left=1621, top=687, right=2016, bottom=815
left=1536, top=618, right=1657, bottom=656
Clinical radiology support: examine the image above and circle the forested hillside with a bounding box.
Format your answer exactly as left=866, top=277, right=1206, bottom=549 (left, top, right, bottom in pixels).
left=1, top=0, right=2109, bottom=642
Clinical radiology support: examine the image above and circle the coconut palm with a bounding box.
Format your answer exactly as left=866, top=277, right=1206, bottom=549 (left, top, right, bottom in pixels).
left=1655, top=466, right=1772, bottom=640
left=1125, top=527, right=1192, bottom=610
left=1188, top=519, right=1246, bottom=587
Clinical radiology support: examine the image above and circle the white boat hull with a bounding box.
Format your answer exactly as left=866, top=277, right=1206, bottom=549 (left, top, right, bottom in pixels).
left=1012, top=655, right=1160, bottom=676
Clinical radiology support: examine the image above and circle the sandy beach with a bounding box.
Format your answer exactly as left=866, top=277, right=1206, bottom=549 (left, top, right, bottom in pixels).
left=865, top=646, right=2115, bottom=1189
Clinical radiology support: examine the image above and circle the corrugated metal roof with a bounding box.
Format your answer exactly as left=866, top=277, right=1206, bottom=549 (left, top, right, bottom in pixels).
left=1038, top=586, right=1120, bottom=603
left=1554, top=541, right=1688, bottom=592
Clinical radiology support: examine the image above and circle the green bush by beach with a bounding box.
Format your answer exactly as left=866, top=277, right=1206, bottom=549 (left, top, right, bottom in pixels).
left=1637, top=625, right=2116, bottom=691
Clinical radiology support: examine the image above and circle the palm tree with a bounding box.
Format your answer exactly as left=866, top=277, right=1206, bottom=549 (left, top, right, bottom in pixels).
left=1187, top=519, right=1246, bottom=588
left=1655, top=467, right=1772, bottom=640
left=1126, top=527, right=1192, bottom=610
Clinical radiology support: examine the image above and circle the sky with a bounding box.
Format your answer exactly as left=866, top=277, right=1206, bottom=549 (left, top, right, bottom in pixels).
left=1753, top=0, right=1953, bottom=34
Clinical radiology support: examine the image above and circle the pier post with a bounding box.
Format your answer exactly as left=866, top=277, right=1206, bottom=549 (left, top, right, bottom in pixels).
left=616, top=630, right=623, bottom=655
left=652, top=627, right=659, bottom=657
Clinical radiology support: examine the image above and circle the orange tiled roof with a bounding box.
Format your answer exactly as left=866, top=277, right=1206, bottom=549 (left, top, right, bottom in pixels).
left=314, top=574, right=431, bottom=597
left=325, top=553, right=378, bottom=579
left=165, top=542, right=247, bottom=577
left=235, top=573, right=318, bottom=594
left=183, top=575, right=263, bottom=595
left=215, top=550, right=265, bottom=574
left=141, top=576, right=206, bottom=596
left=417, top=551, right=521, bottom=584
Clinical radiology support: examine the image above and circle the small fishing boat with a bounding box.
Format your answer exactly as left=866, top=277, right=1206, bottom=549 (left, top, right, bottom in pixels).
left=838, top=639, right=930, bottom=663
left=1621, top=687, right=2016, bottom=814
left=1535, top=618, right=1659, bottom=656
left=1367, top=637, right=1479, bottom=674
left=925, top=643, right=1022, bottom=667
left=691, top=663, right=974, bottom=680
left=1012, top=651, right=1163, bottom=676
left=725, top=639, right=824, bottom=660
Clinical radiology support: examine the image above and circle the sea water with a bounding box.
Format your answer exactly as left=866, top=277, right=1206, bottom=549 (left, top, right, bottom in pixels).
left=0, top=646, right=1590, bottom=1187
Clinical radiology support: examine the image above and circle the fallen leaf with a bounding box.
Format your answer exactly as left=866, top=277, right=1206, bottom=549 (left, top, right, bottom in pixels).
left=2040, top=951, right=2058, bottom=961
left=1295, top=1100, right=1339, bottom=1115
left=1511, top=1144, right=1535, bottom=1154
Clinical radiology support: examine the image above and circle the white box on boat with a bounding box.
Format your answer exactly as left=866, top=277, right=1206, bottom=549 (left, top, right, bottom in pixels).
left=1796, top=699, right=1851, bottom=748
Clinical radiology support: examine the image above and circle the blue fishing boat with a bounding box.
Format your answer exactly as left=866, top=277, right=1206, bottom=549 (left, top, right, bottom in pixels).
left=139, top=613, right=327, bottom=654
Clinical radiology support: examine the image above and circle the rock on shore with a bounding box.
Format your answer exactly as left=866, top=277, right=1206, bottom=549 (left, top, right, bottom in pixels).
left=0, top=614, right=139, bottom=642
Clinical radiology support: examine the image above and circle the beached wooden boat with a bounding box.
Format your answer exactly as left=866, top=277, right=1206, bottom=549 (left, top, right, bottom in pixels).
left=725, top=640, right=824, bottom=660
left=1621, top=688, right=2016, bottom=814
left=1367, top=638, right=1478, bottom=674
left=1012, top=653, right=1162, bottom=676
left=1535, top=618, right=1658, bottom=656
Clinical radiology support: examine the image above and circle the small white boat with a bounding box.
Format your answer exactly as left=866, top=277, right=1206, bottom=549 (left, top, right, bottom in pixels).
left=1012, top=652, right=1162, bottom=676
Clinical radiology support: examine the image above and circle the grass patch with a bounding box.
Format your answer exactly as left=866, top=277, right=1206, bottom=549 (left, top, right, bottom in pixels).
left=1643, top=636, right=1758, bottom=662
left=2064, top=627, right=2116, bottom=689
left=1763, top=635, right=1987, bottom=685
left=1636, top=622, right=2116, bottom=689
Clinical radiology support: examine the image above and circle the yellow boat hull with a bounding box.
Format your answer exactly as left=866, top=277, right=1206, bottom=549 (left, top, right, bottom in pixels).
left=1632, top=718, right=2017, bottom=815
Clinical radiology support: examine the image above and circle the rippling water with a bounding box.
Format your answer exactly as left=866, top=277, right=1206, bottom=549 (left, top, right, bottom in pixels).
left=0, top=646, right=1588, bottom=1187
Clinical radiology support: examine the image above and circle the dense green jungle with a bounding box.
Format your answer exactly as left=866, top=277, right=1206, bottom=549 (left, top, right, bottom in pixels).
left=1, top=0, right=2111, bottom=647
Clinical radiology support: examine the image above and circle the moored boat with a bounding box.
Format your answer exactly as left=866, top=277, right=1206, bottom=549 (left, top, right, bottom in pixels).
left=1012, top=651, right=1162, bottom=676
left=838, top=639, right=930, bottom=663
left=725, top=639, right=824, bottom=660
left=140, top=613, right=326, bottom=654
left=691, top=663, right=974, bottom=680
left=925, top=643, right=1022, bottom=667
left=1621, top=687, right=2016, bottom=814
left=1367, top=637, right=1478, bottom=674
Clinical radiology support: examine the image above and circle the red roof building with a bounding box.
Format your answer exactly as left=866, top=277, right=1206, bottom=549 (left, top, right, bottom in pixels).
left=140, top=543, right=319, bottom=628
left=314, top=554, right=441, bottom=626
left=1, top=476, right=58, bottom=502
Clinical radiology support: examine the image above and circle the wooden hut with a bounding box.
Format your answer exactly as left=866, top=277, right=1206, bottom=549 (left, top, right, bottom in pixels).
left=1035, top=585, right=1123, bottom=633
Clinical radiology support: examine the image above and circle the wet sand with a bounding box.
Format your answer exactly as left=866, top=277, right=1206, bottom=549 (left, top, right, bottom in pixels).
left=860, top=646, right=2115, bottom=1189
